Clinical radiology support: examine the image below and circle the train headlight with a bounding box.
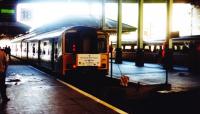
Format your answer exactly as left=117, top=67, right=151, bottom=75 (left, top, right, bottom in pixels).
left=73, top=64, right=77, bottom=69
left=100, top=54, right=108, bottom=68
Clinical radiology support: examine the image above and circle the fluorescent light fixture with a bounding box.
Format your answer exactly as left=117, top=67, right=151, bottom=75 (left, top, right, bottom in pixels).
left=17, top=2, right=102, bottom=29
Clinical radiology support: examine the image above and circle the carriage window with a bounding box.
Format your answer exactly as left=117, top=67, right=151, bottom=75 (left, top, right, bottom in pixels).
left=98, top=38, right=107, bottom=53
left=125, top=45, right=131, bottom=50
left=65, top=32, right=97, bottom=53
left=82, top=37, right=91, bottom=53
left=180, top=45, right=183, bottom=50
left=65, top=35, right=75, bottom=53
left=174, top=45, right=178, bottom=51
left=144, top=46, right=150, bottom=50
left=134, top=46, right=137, bottom=50
left=43, top=50, right=46, bottom=55
left=32, top=44, right=35, bottom=54
left=54, top=41, right=58, bottom=59
left=43, top=42, right=47, bottom=46
left=156, top=45, right=160, bottom=50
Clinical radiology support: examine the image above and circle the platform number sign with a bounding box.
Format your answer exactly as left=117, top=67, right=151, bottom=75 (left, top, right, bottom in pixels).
left=20, top=8, right=32, bottom=21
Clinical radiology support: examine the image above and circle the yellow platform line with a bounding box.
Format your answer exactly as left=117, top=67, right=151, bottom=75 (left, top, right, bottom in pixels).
left=57, top=79, right=128, bottom=114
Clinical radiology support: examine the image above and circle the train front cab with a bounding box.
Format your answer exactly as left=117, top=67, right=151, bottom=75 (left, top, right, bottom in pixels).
left=61, top=27, right=109, bottom=78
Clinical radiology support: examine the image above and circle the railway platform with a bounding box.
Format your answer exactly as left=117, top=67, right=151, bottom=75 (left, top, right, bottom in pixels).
left=109, top=60, right=200, bottom=92
left=107, top=60, right=200, bottom=114
left=1, top=57, right=200, bottom=114
left=1, top=65, right=122, bottom=114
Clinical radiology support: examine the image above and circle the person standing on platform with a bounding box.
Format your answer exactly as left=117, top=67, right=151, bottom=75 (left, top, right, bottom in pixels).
left=0, top=48, right=10, bottom=103
left=7, top=46, right=11, bottom=61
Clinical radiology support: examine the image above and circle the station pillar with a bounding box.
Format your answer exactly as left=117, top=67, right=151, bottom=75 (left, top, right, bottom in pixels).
left=115, top=0, right=122, bottom=64
left=136, top=49, right=144, bottom=67
left=115, top=48, right=122, bottom=64
left=101, top=0, right=106, bottom=30
left=163, top=44, right=173, bottom=70
left=164, top=0, right=173, bottom=70
left=136, top=0, right=144, bottom=67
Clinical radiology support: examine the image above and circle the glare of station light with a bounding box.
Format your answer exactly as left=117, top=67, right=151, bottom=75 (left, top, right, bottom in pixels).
left=0, top=39, right=11, bottom=48
left=106, top=3, right=195, bottom=42
left=16, top=2, right=195, bottom=42
left=17, top=2, right=102, bottom=29
left=143, top=3, right=167, bottom=41
left=172, top=4, right=192, bottom=36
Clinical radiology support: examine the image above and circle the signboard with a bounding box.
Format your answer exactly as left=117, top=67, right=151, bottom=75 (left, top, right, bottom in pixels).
left=1, top=9, right=15, bottom=14
left=77, top=54, right=100, bottom=66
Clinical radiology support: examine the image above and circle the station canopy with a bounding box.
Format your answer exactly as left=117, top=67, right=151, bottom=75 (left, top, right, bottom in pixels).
left=30, top=16, right=137, bottom=35
left=0, top=22, right=30, bottom=38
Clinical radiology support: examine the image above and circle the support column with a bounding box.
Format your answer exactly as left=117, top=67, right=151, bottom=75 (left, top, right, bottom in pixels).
left=101, top=0, right=106, bottom=30
left=136, top=0, right=144, bottom=67
left=115, top=0, right=122, bottom=64
left=163, top=0, right=173, bottom=70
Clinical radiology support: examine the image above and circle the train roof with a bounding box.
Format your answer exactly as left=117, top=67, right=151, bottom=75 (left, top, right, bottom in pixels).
left=111, top=40, right=165, bottom=45
left=26, top=26, right=100, bottom=41
left=25, top=28, right=66, bottom=41
left=11, top=32, right=36, bottom=43
left=172, top=35, right=200, bottom=41
left=12, top=16, right=136, bottom=42
left=14, top=26, right=104, bottom=42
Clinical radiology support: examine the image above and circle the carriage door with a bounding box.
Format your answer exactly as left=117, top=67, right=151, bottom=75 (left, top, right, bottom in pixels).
left=62, top=31, right=79, bottom=75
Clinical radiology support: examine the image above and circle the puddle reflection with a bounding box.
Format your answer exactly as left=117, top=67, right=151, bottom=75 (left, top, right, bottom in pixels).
left=6, top=74, right=24, bottom=85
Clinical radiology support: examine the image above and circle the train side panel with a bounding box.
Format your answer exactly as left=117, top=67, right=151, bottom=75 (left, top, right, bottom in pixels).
left=11, top=26, right=110, bottom=78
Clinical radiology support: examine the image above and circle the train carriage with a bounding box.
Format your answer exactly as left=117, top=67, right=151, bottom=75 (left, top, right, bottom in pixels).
left=11, top=26, right=109, bottom=78
left=172, top=35, right=200, bottom=73
left=62, top=27, right=109, bottom=76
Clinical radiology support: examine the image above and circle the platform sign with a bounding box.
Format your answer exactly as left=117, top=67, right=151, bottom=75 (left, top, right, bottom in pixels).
left=0, top=9, right=15, bottom=14
left=77, top=54, right=100, bottom=66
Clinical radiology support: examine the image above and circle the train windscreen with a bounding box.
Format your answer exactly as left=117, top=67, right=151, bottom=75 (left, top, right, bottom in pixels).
left=98, top=38, right=107, bottom=53
left=65, top=31, right=99, bottom=53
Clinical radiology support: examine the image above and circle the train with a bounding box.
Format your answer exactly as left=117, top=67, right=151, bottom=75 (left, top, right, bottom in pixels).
left=11, top=26, right=110, bottom=78
left=111, top=35, right=200, bottom=73
left=111, top=41, right=163, bottom=63
left=172, top=35, right=200, bottom=73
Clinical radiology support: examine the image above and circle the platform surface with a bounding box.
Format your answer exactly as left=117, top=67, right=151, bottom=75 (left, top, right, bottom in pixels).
left=1, top=65, right=119, bottom=114
left=109, top=60, right=200, bottom=92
